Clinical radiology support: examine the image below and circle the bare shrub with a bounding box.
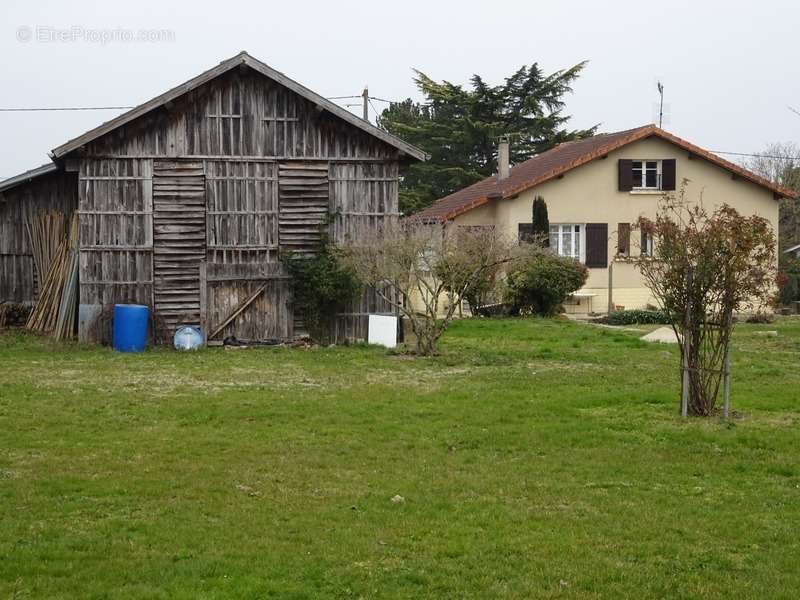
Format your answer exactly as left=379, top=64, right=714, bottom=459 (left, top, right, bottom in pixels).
left=341, top=222, right=518, bottom=355
left=635, top=184, right=777, bottom=416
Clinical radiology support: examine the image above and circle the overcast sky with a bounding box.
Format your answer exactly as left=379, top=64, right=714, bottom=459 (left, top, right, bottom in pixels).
left=1, top=0, right=797, bottom=178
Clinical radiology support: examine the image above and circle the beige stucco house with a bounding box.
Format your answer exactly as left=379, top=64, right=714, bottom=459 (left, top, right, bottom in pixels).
left=412, top=125, right=794, bottom=314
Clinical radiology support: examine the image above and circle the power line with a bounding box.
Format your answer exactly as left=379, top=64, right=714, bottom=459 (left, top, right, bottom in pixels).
left=4, top=99, right=794, bottom=161
left=0, top=94, right=401, bottom=113
left=0, top=106, right=134, bottom=112
left=711, top=150, right=800, bottom=161
left=368, top=98, right=382, bottom=122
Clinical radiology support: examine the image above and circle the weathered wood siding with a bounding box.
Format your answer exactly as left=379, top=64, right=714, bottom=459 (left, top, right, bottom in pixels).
left=83, top=70, right=397, bottom=161
left=77, top=159, right=152, bottom=341
left=152, top=160, right=206, bottom=340
left=76, top=67, right=402, bottom=343
left=329, top=162, right=400, bottom=338
left=0, top=172, right=78, bottom=303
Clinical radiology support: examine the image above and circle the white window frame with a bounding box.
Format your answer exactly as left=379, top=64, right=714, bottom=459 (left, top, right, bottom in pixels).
left=632, top=159, right=662, bottom=190
left=549, top=223, right=585, bottom=263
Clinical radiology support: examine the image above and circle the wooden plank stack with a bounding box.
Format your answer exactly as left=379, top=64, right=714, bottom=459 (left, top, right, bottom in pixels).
left=25, top=210, right=66, bottom=298
left=26, top=213, right=80, bottom=339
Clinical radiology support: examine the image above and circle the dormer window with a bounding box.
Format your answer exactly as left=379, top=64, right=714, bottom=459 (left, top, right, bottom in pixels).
left=632, top=160, right=661, bottom=190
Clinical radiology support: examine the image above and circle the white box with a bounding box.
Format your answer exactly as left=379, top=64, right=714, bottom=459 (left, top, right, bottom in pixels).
left=368, top=314, right=398, bottom=348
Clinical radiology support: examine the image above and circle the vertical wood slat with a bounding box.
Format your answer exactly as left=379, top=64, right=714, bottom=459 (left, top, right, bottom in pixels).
left=199, top=260, right=207, bottom=334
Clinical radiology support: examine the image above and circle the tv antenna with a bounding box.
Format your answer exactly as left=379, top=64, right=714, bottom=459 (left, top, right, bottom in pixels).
left=657, top=81, right=664, bottom=128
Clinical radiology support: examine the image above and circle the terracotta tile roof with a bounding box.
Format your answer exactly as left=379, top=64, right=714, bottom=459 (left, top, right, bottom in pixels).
left=411, top=125, right=795, bottom=222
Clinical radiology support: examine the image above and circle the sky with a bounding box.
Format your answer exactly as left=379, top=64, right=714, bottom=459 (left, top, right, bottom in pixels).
left=1, top=0, right=798, bottom=179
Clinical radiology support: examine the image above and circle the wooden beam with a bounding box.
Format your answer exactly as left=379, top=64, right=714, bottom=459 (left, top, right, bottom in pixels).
left=199, top=261, right=207, bottom=335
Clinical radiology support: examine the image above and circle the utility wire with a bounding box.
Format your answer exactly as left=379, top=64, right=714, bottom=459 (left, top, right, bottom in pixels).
left=0, top=95, right=400, bottom=113
left=368, top=98, right=382, bottom=122
left=3, top=102, right=795, bottom=161
left=0, top=106, right=134, bottom=112
left=711, top=150, right=800, bottom=161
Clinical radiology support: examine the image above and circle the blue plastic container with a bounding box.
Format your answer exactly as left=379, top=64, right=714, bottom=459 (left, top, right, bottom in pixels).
left=112, top=304, right=149, bottom=352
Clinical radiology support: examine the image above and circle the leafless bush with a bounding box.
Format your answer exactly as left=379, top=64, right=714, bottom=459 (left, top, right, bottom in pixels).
left=341, top=221, right=519, bottom=355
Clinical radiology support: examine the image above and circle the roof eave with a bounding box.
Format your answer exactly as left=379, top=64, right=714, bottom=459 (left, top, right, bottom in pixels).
left=0, top=162, right=59, bottom=194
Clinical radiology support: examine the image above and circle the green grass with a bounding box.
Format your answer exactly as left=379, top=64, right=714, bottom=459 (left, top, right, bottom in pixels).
left=1, top=317, right=799, bottom=599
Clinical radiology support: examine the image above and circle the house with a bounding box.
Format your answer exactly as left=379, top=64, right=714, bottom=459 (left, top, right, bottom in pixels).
left=0, top=51, right=426, bottom=343
left=412, top=125, right=794, bottom=314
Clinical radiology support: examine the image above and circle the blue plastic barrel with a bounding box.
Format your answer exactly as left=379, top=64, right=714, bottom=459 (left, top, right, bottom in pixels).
left=112, top=304, right=149, bottom=352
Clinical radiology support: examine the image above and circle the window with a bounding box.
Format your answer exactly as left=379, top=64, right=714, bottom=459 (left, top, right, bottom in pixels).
left=640, top=229, right=654, bottom=256
left=632, top=160, right=662, bottom=190
left=549, top=224, right=584, bottom=262
left=617, top=223, right=631, bottom=256
left=518, top=223, right=534, bottom=243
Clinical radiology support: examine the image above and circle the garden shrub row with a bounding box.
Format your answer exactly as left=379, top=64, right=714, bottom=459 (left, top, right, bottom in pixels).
left=597, top=309, right=670, bottom=325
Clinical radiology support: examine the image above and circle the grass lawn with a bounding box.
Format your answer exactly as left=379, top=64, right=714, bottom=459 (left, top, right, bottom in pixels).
left=1, top=317, right=799, bottom=599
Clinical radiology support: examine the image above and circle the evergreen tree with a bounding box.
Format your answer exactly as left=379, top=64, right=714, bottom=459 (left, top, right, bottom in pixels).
left=379, top=63, right=597, bottom=214
left=532, top=195, right=549, bottom=245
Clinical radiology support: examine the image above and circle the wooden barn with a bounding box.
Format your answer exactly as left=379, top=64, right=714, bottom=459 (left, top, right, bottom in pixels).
left=0, top=51, right=425, bottom=343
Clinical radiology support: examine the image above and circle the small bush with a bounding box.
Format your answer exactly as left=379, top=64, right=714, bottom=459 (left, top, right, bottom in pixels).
left=745, top=310, right=775, bottom=324
left=778, top=254, right=800, bottom=305
left=504, top=250, right=588, bottom=316
left=597, top=309, right=670, bottom=325
left=283, top=242, right=362, bottom=343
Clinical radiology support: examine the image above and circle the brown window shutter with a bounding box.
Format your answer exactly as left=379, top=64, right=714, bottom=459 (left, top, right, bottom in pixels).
left=661, top=159, right=676, bottom=190
left=618, top=159, right=633, bottom=191
left=585, top=223, right=608, bottom=268
left=518, top=223, right=534, bottom=243
left=617, top=223, right=630, bottom=255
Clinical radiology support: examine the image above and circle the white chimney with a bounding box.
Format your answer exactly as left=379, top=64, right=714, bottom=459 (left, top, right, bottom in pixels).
left=498, top=136, right=510, bottom=180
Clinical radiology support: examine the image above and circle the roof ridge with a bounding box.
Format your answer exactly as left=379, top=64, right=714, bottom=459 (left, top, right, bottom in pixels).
left=50, top=52, right=427, bottom=161
left=413, top=124, right=792, bottom=222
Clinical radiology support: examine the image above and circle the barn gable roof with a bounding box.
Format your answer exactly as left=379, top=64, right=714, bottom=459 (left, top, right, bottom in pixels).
left=50, top=51, right=427, bottom=161
left=411, top=124, right=795, bottom=222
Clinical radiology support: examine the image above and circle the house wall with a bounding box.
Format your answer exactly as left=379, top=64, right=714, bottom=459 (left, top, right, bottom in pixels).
left=0, top=172, right=78, bottom=304
left=75, top=67, right=399, bottom=343
left=454, top=136, right=780, bottom=313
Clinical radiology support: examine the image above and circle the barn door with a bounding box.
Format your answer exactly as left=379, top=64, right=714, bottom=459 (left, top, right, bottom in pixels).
left=278, top=161, right=329, bottom=336
left=152, top=160, right=206, bottom=341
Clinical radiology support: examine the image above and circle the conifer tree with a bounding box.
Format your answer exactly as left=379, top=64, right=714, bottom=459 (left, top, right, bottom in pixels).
left=379, top=63, right=596, bottom=214
left=532, top=196, right=549, bottom=245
